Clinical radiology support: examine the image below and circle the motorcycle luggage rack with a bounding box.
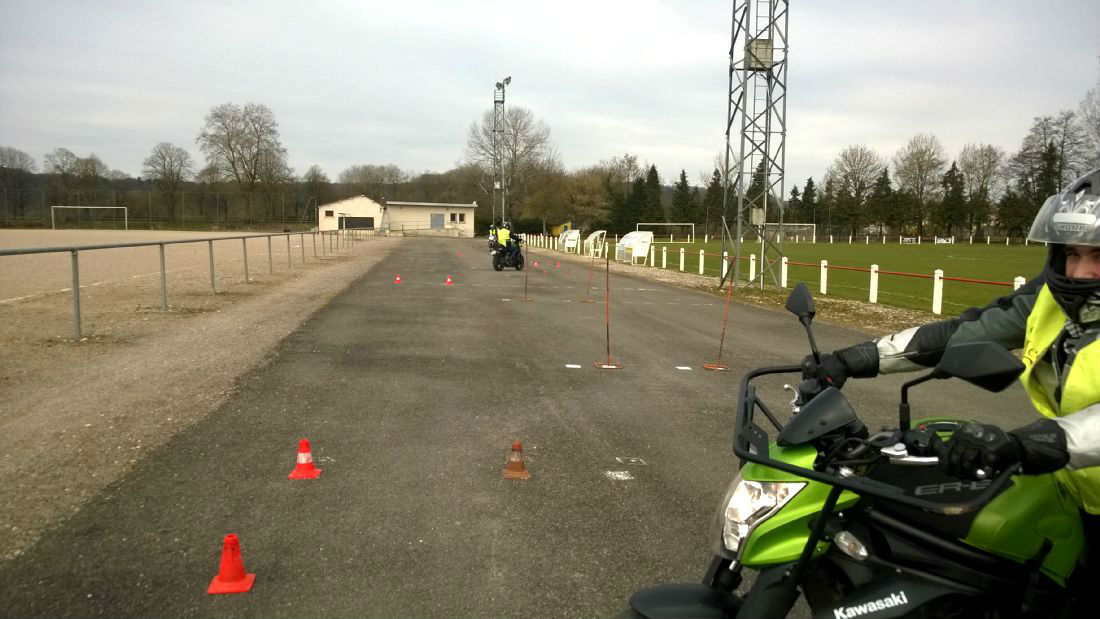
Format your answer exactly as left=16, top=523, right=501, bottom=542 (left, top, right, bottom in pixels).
left=732, top=365, right=1019, bottom=516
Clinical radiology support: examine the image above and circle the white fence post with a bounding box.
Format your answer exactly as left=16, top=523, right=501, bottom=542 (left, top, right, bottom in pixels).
left=749, top=253, right=756, bottom=281
left=662, top=246, right=667, bottom=269
left=722, top=251, right=729, bottom=279
left=820, top=260, right=828, bottom=295
left=848, top=234, right=852, bottom=244
left=870, top=264, right=879, bottom=304
left=830, top=235, right=834, bottom=244
left=650, top=246, right=655, bottom=266
left=1014, top=276, right=1026, bottom=290
left=780, top=256, right=788, bottom=288
left=1006, top=237, right=1009, bottom=246
left=603, top=241, right=609, bottom=257
left=987, top=236, right=991, bottom=245
left=679, top=247, right=685, bottom=272
left=699, top=249, right=705, bottom=275
left=932, top=269, right=944, bottom=315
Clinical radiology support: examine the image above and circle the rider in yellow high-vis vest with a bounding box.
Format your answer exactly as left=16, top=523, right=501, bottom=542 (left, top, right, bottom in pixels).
left=801, top=168, right=1100, bottom=603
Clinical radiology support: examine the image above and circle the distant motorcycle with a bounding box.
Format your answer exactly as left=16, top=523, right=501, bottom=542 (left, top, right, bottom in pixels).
left=491, top=237, right=524, bottom=271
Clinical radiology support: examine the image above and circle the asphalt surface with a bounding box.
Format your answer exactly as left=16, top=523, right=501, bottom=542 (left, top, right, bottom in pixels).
left=0, top=237, right=1037, bottom=618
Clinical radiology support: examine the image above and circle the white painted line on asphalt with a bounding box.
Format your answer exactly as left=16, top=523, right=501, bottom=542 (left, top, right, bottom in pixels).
left=501, top=298, right=511, bottom=301
left=565, top=364, right=582, bottom=368
left=615, top=457, right=647, bottom=465
left=606, top=471, right=634, bottom=481
left=676, top=366, right=692, bottom=370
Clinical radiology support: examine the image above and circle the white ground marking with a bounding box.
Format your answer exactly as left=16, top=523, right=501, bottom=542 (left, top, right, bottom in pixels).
left=501, top=299, right=511, bottom=302
left=615, top=457, right=647, bottom=465
left=676, top=366, right=692, bottom=370
left=605, top=471, right=634, bottom=481
left=565, top=364, right=582, bottom=369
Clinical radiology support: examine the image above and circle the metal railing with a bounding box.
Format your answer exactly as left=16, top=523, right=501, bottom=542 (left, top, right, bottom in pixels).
left=0, top=228, right=379, bottom=340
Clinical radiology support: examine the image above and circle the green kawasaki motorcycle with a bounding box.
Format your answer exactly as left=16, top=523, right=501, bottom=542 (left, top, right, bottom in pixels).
left=630, top=284, right=1085, bottom=619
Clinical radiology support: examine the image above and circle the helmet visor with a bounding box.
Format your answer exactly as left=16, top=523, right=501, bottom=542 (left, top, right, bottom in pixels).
left=1027, top=192, right=1100, bottom=246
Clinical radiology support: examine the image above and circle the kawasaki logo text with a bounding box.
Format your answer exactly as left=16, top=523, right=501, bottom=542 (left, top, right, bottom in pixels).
left=833, top=591, right=909, bottom=618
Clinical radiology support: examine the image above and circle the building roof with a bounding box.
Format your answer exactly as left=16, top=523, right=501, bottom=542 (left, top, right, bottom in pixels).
left=385, top=201, right=477, bottom=208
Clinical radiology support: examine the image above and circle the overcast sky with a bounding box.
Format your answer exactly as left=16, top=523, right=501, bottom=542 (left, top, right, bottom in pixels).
left=1, top=0, right=1098, bottom=190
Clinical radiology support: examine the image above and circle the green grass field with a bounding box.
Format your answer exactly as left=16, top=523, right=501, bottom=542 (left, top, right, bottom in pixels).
left=640, top=239, right=1048, bottom=316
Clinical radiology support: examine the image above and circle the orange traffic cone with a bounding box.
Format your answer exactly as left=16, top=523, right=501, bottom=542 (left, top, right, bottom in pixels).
left=533, top=260, right=539, bottom=268
left=445, top=275, right=454, bottom=286
left=555, top=260, right=560, bottom=268
left=502, top=441, right=532, bottom=480
left=457, top=251, right=462, bottom=257
left=207, top=534, right=256, bottom=594
left=288, top=438, right=322, bottom=479
left=394, top=274, right=402, bottom=284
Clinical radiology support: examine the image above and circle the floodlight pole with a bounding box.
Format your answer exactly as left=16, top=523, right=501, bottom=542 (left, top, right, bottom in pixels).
left=493, top=76, right=511, bottom=224
left=723, top=0, right=789, bottom=290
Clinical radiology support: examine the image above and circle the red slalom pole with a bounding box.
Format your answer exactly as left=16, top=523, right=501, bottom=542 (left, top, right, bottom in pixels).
left=595, top=246, right=621, bottom=369
left=582, top=247, right=596, bottom=303
left=704, top=263, right=734, bottom=371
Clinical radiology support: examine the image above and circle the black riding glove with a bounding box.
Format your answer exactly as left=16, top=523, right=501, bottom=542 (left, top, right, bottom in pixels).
left=802, top=341, right=879, bottom=389
left=936, top=419, right=1069, bottom=480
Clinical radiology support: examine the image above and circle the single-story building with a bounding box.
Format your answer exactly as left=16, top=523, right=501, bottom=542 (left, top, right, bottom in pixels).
left=316, top=196, right=384, bottom=232
left=316, top=196, right=477, bottom=238
left=383, top=201, right=477, bottom=238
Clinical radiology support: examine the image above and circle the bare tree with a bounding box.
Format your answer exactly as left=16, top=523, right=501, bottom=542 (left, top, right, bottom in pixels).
left=1079, top=62, right=1100, bottom=169
left=825, top=145, right=883, bottom=203
left=958, top=143, right=1006, bottom=199
left=196, top=102, right=290, bottom=192
left=464, top=105, right=555, bottom=216
left=0, top=146, right=37, bottom=216
left=893, top=133, right=947, bottom=236
left=337, top=163, right=407, bottom=200
left=303, top=164, right=331, bottom=206
left=823, top=145, right=884, bottom=235
left=143, top=142, right=194, bottom=194
left=44, top=147, right=78, bottom=177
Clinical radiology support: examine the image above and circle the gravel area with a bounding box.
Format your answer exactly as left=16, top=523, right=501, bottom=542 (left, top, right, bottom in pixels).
left=0, top=231, right=400, bottom=562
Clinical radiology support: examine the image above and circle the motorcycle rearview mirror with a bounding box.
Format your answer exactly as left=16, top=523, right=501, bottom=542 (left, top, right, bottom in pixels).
left=785, top=283, right=823, bottom=367
left=933, top=341, right=1025, bottom=392
left=784, top=283, right=816, bottom=323
left=898, top=341, right=1024, bottom=431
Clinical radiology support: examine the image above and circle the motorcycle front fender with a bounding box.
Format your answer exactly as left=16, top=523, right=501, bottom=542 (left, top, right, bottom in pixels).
left=735, top=563, right=800, bottom=619
left=629, top=583, right=741, bottom=619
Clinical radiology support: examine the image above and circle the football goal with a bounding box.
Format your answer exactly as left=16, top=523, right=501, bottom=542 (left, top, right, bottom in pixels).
left=51, top=206, right=129, bottom=230
left=761, top=222, right=815, bottom=243
left=636, top=222, right=695, bottom=243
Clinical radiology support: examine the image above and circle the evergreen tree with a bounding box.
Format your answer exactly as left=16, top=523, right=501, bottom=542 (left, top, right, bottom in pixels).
left=643, top=165, right=664, bottom=222
left=604, top=173, right=629, bottom=233
left=624, top=175, right=648, bottom=231
left=802, top=177, right=817, bottom=227
left=935, top=161, right=967, bottom=236
left=997, top=185, right=1035, bottom=237
left=701, top=168, right=723, bottom=236
left=787, top=186, right=802, bottom=222
left=670, top=169, right=699, bottom=224
left=968, top=186, right=992, bottom=237
left=868, top=167, right=895, bottom=235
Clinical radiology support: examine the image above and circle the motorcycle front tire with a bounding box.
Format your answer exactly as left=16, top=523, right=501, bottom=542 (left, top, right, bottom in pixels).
left=493, top=255, right=504, bottom=271
left=515, top=254, right=524, bottom=271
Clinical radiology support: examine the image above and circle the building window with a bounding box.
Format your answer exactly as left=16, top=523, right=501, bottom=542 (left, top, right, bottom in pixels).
left=450, top=213, right=457, bottom=222
left=459, top=213, right=466, bottom=222
left=325, top=210, right=334, bottom=217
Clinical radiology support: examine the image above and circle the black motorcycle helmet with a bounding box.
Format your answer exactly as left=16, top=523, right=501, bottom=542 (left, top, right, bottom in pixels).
left=1027, top=167, right=1100, bottom=320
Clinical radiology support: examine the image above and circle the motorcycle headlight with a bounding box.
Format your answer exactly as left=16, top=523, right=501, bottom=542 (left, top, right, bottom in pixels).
left=719, top=477, right=804, bottom=554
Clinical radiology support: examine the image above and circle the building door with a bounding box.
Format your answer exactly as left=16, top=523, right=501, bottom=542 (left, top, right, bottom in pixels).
left=430, top=213, right=444, bottom=229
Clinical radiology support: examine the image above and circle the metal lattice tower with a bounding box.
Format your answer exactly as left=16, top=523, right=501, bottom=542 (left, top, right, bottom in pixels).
left=493, top=76, right=511, bottom=224
left=721, top=0, right=789, bottom=289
